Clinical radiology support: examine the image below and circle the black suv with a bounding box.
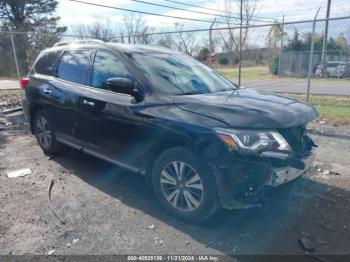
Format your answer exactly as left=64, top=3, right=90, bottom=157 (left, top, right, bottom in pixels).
left=22, top=40, right=318, bottom=222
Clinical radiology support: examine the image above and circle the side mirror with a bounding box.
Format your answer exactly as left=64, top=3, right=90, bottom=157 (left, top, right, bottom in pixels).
left=106, top=77, right=135, bottom=95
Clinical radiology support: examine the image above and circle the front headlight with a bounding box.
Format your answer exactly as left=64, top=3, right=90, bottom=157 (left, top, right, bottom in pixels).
left=215, top=128, right=291, bottom=153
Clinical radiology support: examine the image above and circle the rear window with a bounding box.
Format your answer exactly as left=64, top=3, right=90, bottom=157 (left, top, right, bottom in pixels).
left=35, top=51, right=61, bottom=76
left=56, top=50, right=91, bottom=85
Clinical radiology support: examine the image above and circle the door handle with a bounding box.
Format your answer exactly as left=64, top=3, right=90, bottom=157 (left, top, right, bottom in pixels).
left=83, top=99, right=95, bottom=107
left=43, top=88, right=52, bottom=94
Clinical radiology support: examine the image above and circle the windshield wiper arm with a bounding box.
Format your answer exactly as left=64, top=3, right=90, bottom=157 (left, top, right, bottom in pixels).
left=180, top=91, right=205, bottom=95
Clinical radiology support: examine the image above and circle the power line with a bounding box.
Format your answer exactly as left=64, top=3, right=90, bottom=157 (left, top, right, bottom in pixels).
left=162, top=0, right=286, bottom=24
left=67, top=0, right=226, bottom=24
left=162, top=0, right=224, bottom=13
left=161, top=0, right=318, bottom=24
left=129, top=0, right=230, bottom=19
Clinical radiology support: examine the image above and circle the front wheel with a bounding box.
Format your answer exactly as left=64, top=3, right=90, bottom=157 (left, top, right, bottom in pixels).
left=152, top=147, right=219, bottom=222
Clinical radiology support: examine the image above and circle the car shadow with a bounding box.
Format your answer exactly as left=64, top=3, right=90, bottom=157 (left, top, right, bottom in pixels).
left=52, top=147, right=350, bottom=256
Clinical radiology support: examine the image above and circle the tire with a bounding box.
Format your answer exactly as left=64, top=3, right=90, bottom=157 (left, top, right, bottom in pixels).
left=152, top=147, right=220, bottom=222
left=33, top=109, right=62, bottom=154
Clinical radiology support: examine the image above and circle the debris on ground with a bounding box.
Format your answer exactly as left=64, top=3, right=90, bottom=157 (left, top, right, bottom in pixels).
left=323, top=170, right=330, bottom=175
left=48, top=179, right=66, bottom=225
left=299, top=236, right=315, bottom=253
left=155, top=237, right=163, bottom=244
left=319, top=220, right=334, bottom=232
left=47, top=155, right=55, bottom=160
left=47, top=249, right=56, bottom=255
left=7, top=168, right=32, bottom=178
left=72, top=238, right=80, bottom=245
left=146, top=224, right=155, bottom=229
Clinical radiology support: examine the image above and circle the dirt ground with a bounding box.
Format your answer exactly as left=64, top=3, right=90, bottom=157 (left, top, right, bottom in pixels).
left=1, top=118, right=350, bottom=259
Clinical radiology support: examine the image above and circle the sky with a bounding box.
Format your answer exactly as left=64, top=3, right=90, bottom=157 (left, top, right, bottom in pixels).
left=56, top=0, right=350, bottom=45
left=56, top=0, right=350, bottom=29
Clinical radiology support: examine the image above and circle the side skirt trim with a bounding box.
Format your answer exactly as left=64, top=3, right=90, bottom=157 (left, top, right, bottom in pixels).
left=56, top=137, right=143, bottom=175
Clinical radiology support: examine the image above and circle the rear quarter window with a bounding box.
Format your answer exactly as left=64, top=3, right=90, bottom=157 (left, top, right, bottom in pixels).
left=34, top=51, right=61, bottom=76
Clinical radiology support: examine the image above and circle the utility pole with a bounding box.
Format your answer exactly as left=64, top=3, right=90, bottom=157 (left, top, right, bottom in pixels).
left=209, top=18, right=216, bottom=67
left=321, top=0, right=331, bottom=64
left=238, top=0, right=243, bottom=86
left=307, top=8, right=321, bottom=102
left=278, top=15, right=285, bottom=77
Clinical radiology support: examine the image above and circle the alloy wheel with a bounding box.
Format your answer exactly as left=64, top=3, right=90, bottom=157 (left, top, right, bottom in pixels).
left=160, top=161, right=204, bottom=212
left=36, top=116, right=52, bottom=149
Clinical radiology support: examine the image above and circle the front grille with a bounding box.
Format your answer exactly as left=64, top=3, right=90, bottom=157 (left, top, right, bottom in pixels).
left=279, top=125, right=310, bottom=158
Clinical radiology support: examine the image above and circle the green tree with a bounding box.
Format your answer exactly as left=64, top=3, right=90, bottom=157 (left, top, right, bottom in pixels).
left=219, top=57, right=229, bottom=65
left=285, top=30, right=306, bottom=51
left=197, top=48, right=209, bottom=61
left=268, top=55, right=279, bottom=76
left=0, top=0, right=64, bottom=75
left=0, top=0, right=61, bottom=31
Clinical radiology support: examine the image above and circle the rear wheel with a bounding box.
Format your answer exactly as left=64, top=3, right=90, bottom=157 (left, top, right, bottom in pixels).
left=152, top=147, right=219, bottom=222
left=33, top=110, right=62, bottom=154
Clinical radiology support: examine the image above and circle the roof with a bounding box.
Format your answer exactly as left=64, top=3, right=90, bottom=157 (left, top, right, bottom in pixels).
left=107, top=43, right=180, bottom=54
left=45, top=40, right=179, bottom=55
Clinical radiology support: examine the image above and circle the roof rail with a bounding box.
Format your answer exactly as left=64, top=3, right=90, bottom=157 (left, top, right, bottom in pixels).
left=53, top=39, right=105, bottom=47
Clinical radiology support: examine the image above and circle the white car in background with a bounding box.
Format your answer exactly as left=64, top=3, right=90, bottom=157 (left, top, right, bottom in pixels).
left=316, top=62, right=350, bottom=78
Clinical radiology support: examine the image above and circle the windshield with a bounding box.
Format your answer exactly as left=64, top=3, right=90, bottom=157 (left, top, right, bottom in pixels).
left=128, top=53, right=238, bottom=95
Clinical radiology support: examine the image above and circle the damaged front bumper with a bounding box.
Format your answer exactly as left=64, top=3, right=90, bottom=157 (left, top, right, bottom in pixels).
left=212, top=150, right=316, bottom=210
left=266, top=152, right=315, bottom=187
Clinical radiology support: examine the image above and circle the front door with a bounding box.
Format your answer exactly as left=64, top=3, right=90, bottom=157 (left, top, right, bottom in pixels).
left=50, top=49, right=92, bottom=146
left=80, top=50, right=148, bottom=171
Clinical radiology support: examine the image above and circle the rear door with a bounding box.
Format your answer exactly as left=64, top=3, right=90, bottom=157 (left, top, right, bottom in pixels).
left=26, top=50, right=62, bottom=123
left=49, top=49, right=92, bottom=146
left=80, top=50, right=148, bottom=171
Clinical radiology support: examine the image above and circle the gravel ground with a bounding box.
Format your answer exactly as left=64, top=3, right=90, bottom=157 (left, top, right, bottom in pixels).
left=0, top=121, right=350, bottom=257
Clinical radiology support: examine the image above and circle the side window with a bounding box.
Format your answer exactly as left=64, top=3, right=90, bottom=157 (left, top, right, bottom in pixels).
left=35, top=51, right=61, bottom=76
left=56, top=50, right=90, bottom=85
left=91, top=51, right=131, bottom=90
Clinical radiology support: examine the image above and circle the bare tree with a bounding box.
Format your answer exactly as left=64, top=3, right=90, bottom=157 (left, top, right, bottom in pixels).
left=220, top=0, right=258, bottom=64
left=156, top=34, right=173, bottom=48
left=71, top=18, right=116, bottom=41
left=164, top=23, right=197, bottom=55
left=121, top=14, right=154, bottom=44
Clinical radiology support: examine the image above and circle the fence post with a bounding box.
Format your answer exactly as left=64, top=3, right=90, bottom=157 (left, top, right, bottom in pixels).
left=306, top=8, right=320, bottom=102
left=209, top=18, right=216, bottom=67
left=238, top=0, right=243, bottom=86
left=9, top=28, right=22, bottom=95
left=278, top=15, right=285, bottom=77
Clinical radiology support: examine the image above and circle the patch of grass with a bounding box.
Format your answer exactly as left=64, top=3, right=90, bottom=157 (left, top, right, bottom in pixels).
left=286, top=94, right=350, bottom=126
left=217, top=66, right=272, bottom=80
left=216, top=66, right=350, bottom=83
left=0, top=76, right=17, bottom=80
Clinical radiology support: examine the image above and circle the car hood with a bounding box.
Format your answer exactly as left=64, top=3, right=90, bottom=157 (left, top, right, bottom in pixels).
left=173, top=89, right=318, bottom=129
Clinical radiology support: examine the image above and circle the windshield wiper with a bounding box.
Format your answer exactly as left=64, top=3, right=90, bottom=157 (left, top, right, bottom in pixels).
left=179, top=91, right=205, bottom=95
left=225, top=87, right=239, bottom=101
